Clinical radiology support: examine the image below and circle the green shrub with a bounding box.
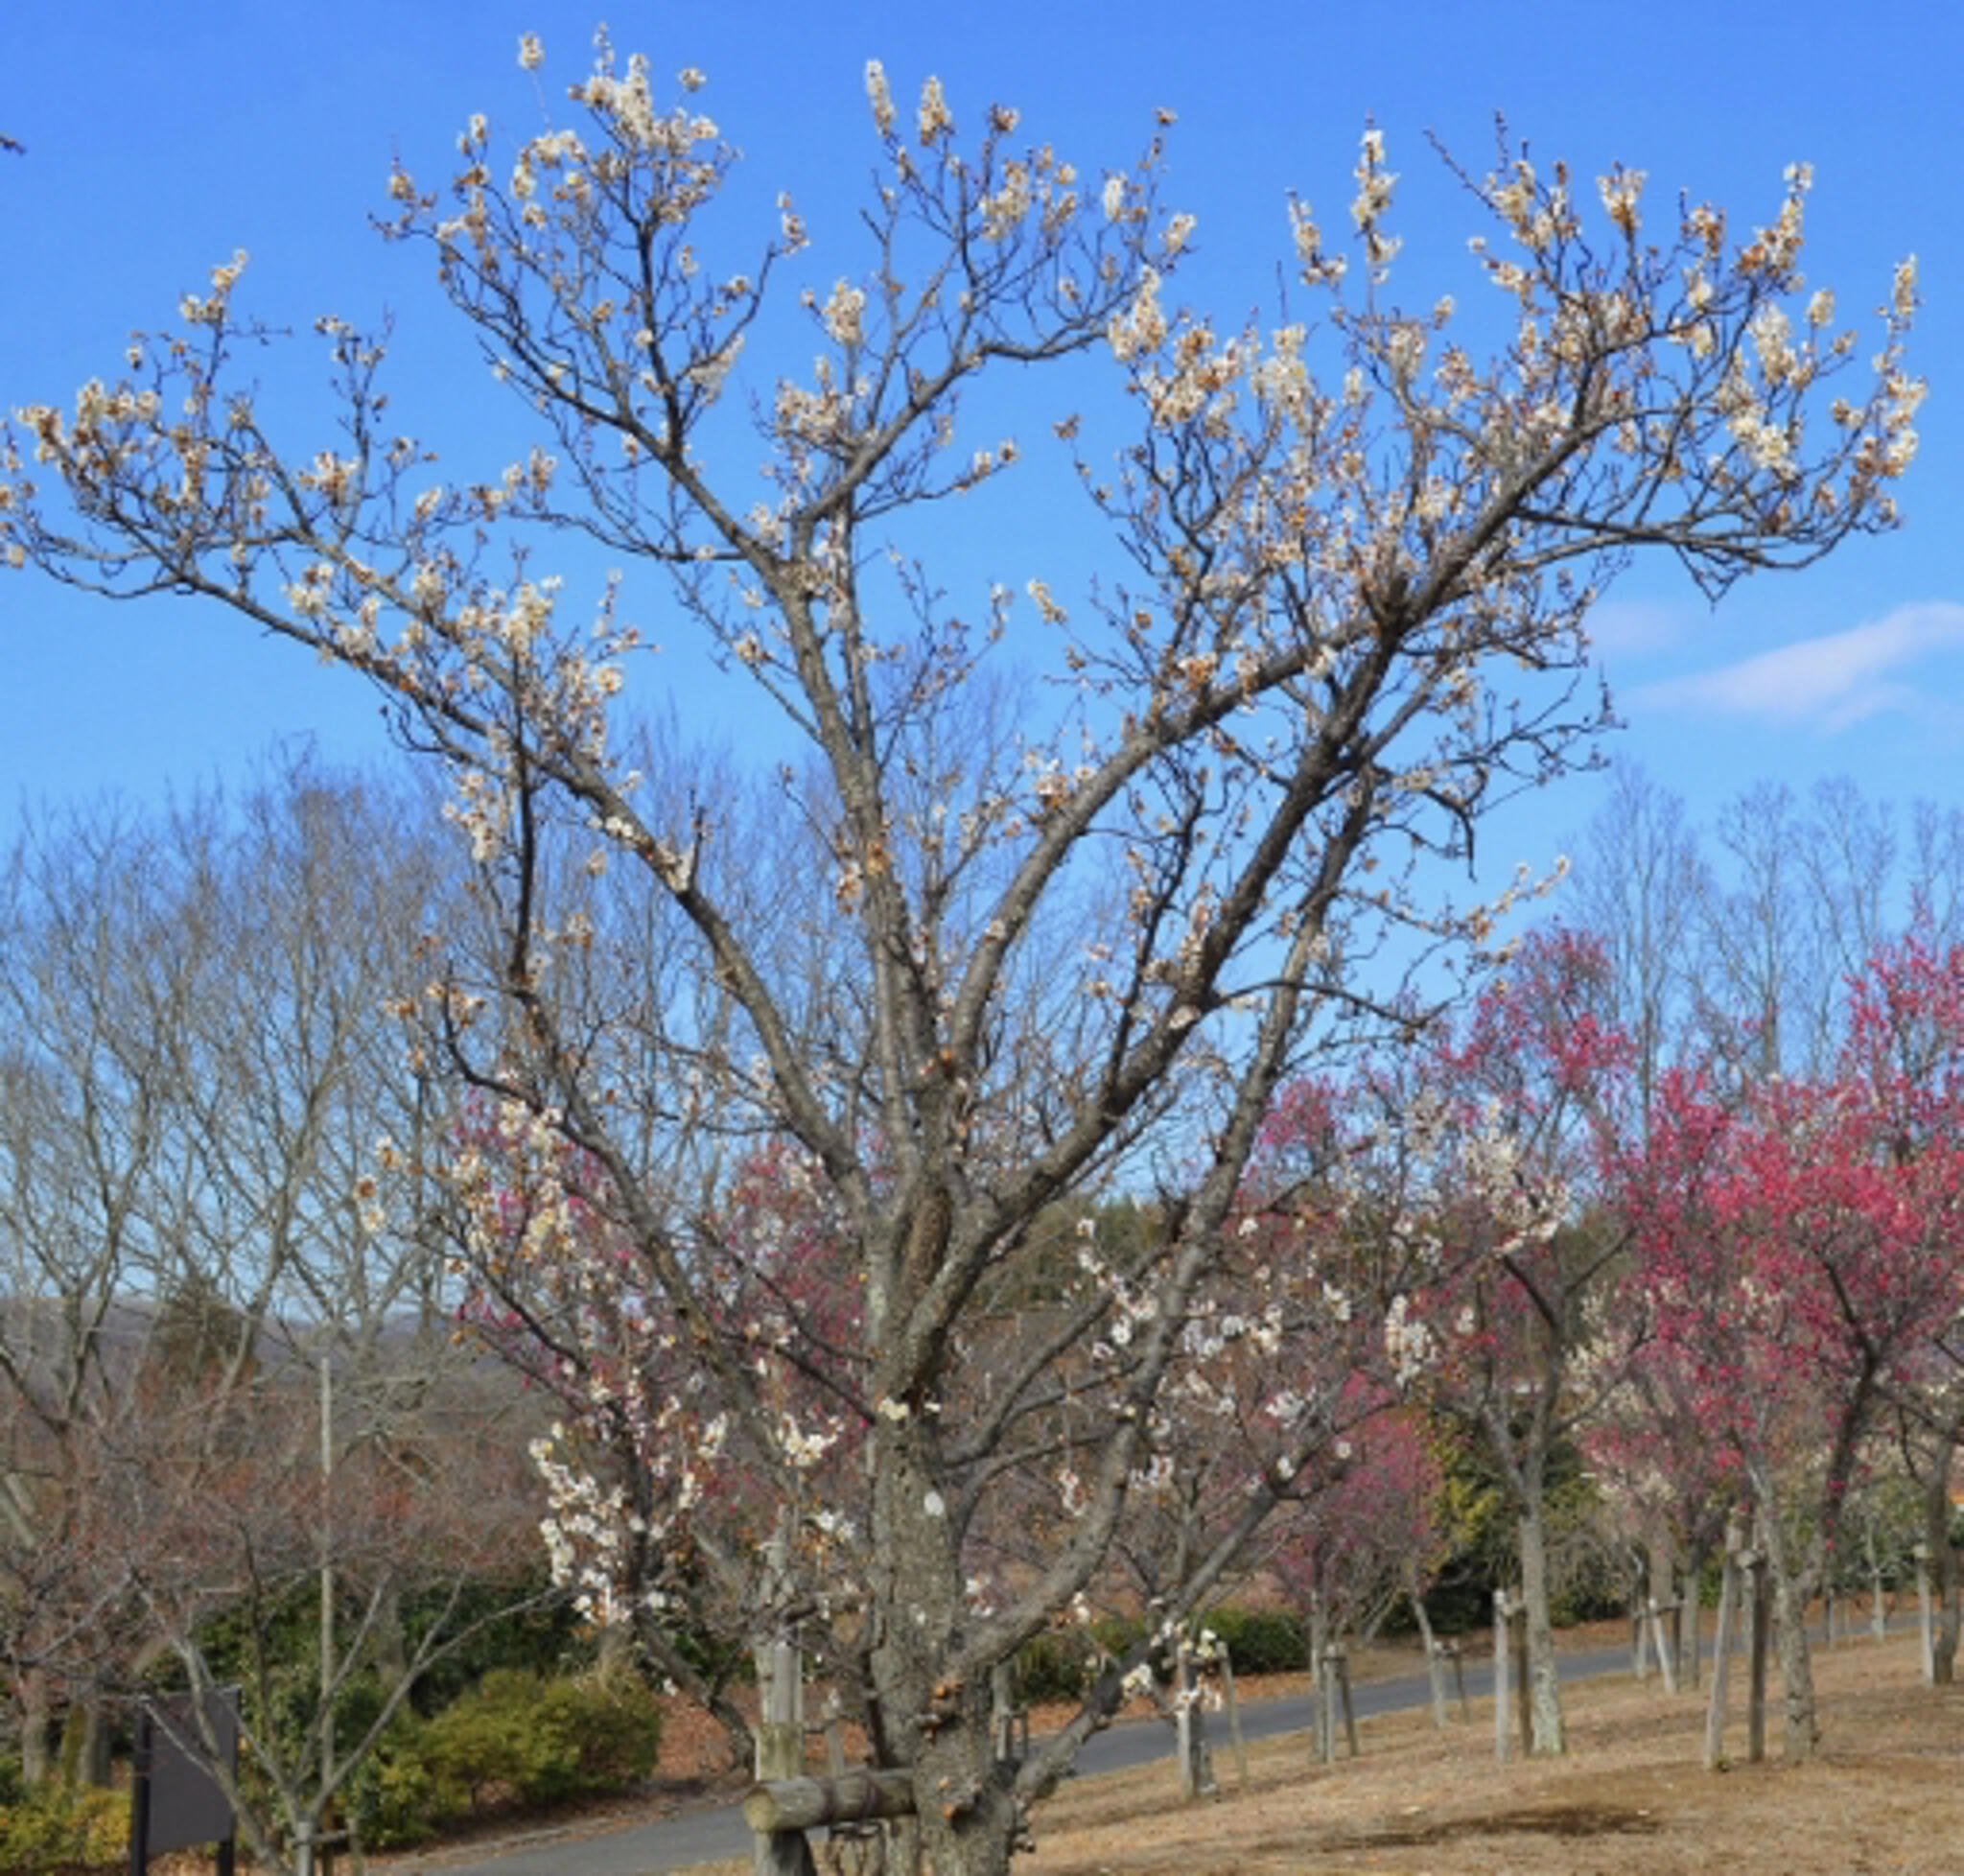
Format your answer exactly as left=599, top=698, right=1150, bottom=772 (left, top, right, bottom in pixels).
left=1087, top=1612, right=1154, bottom=1665
left=534, top=1673, right=664, bottom=1801
left=0, top=1784, right=130, bottom=1875
left=1012, top=1606, right=1313, bottom=1705
left=1203, top=1606, right=1310, bottom=1676
left=348, top=1720, right=443, bottom=1850
left=1012, top=1632, right=1091, bottom=1704
left=416, top=1669, right=662, bottom=1817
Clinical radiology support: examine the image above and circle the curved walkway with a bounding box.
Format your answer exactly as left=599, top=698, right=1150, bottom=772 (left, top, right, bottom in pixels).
left=397, top=1638, right=1652, bottom=1876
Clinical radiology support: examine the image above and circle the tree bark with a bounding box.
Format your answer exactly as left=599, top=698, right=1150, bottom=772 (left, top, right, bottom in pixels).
left=1769, top=1560, right=1819, bottom=1762
left=1173, top=1637, right=1214, bottom=1799
left=1406, top=1579, right=1449, bottom=1728
left=1516, top=1504, right=1565, bottom=1754
left=18, top=1668, right=51, bottom=1786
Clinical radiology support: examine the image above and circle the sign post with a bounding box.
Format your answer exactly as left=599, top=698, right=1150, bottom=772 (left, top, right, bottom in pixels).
left=129, top=1688, right=239, bottom=1876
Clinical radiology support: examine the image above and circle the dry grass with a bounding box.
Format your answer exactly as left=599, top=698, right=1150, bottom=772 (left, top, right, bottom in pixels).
left=681, top=1634, right=1964, bottom=1876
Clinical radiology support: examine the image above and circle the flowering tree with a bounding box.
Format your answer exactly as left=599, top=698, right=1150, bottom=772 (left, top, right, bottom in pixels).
left=1836, top=936, right=1964, bottom=1681
left=1618, top=944, right=1964, bottom=1756
left=1374, top=928, right=1642, bottom=1754
left=1260, top=1400, right=1444, bottom=1655
left=1, top=32, right=1922, bottom=1873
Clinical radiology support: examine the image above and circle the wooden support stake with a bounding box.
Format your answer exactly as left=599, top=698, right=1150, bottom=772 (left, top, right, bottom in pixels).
left=1914, top=1543, right=1934, bottom=1684
left=1703, top=1551, right=1739, bottom=1770
left=1174, top=1637, right=1215, bottom=1799
left=1336, top=1650, right=1359, bottom=1759
left=744, top=1772, right=919, bottom=1835
left=1441, top=1641, right=1469, bottom=1722
left=1218, top=1650, right=1250, bottom=1788
left=1647, top=1599, right=1678, bottom=1697
left=1493, top=1590, right=1512, bottom=1764
left=991, top=1661, right=1017, bottom=1768
left=752, top=1519, right=812, bottom=1876
left=1510, top=1600, right=1531, bottom=1754
left=1745, top=1550, right=1769, bottom=1766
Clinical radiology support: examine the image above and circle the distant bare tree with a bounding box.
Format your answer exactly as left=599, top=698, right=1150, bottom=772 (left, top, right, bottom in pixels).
left=0, top=762, right=555, bottom=1872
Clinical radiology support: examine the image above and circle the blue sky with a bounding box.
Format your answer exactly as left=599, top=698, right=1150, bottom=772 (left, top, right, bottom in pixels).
left=2, top=0, right=1957, bottom=896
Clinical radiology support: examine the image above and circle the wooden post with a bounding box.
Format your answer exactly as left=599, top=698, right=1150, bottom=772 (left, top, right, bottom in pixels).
left=1631, top=1581, right=1650, bottom=1681
left=1493, top=1589, right=1512, bottom=1764
left=824, top=1695, right=847, bottom=1782
left=1870, top=1563, right=1888, bottom=1643
left=1217, top=1649, right=1250, bottom=1788
left=1335, top=1649, right=1359, bottom=1759
left=1510, top=1597, right=1531, bottom=1754
left=1306, top=1590, right=1330, bottom=1765
left=744, top=1773, right=918, bottom=1834
left=1745, top=1549, right=1769, bottom=1766
left=1174, top=1635, right=1215, bottom=1799
left=1647, top=1599, right=1678, bottom=1697
left=1703, top=1549, right=1739, bottom=1770
left=1914, top=1543, right=1934, bottom=1683
left=991, top=1661, right=1017, bottom=1767
left=753, top=1518, right=812, bottom=1876
left=1318, top=1644, right=1335, bottom=1765
left=1423, top=1639, right=1450, bottom=1729
left=1441, top=1640, right=1468, bottom=1722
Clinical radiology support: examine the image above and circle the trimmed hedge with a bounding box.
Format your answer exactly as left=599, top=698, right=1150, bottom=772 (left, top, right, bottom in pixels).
left=355, top=1669, right=663, bottom=1848
left=1011, top=1605, right=1311, bottom=1704
left=1201, top=1606, right=1310, bottom=1675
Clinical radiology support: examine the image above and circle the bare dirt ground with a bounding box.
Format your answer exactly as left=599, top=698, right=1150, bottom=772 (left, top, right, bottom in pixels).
left=670, top=1631, right=1962, bottom=1876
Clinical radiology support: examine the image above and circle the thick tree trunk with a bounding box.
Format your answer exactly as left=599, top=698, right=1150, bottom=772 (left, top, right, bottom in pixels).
left=1768, top=1562, right=1819, bottom=1761
left=1172, top=1637, right=1214, bottom=1799
left=870, top=1422, right=1019, bottom=1876
left=18, top=1668, right=52, bottom=1785
left=79, top=1699, right=113, bottom=1788
left=1516, top=1503, right=1565, bottom=1755
left=371, top=1576, right=409, bottom=1694
left=1937, top=1539, right=1961, bottom=1686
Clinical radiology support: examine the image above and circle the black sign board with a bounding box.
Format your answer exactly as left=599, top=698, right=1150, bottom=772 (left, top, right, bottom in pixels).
left=129, top=1688, right=238, bottom=1874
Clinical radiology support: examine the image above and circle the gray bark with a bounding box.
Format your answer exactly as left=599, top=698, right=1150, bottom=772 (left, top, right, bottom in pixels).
left=1516, top=1505, right=1565, bottom=1753
left=1769, top=1559, right=1820, bottom=1762
left=1407, top=1580, right=1450, bottom=1728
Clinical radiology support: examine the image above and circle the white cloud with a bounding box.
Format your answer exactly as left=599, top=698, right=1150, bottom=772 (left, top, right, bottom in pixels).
left=1625, top=601, right=1964, bottom=731
left=1580, top=598, right=1691, bottom=662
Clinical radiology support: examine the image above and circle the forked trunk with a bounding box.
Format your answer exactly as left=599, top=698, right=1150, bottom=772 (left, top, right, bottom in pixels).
left=1406, top=1571, right=1449, bottom=1728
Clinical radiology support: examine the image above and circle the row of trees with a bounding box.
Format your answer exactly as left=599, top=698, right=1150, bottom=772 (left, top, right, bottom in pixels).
left=1, top=31, right=1928, bottom=1876
left=0, top=766, right=555, bottom=1866
left=5, top=763, right=1954, bottom=1818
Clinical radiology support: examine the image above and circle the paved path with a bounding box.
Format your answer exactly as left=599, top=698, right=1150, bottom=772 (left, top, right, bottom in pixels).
left=400, top=1640, right=1648, bottom=1876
